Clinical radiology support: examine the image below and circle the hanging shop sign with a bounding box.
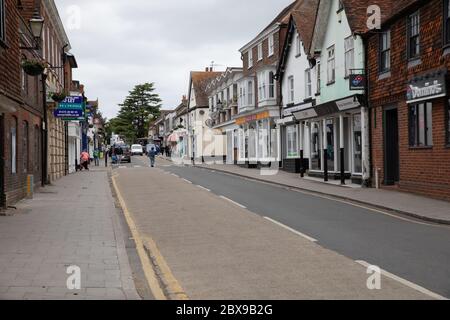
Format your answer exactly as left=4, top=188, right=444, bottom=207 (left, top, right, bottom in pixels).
left=349, top=74, right=366, bottom=91
left=235, top=111, right=270, bottom=125
left=406, top=70, right=447, bottom=104
left=54, top=96, right=85, bottom=120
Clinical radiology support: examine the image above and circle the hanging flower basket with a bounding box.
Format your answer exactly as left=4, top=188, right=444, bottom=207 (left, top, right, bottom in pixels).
left=21, top=59, right=46, bottom=76
left=51, top=91, right=68, bottom=103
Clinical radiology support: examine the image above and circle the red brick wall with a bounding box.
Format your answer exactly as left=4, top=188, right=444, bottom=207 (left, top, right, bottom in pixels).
left=368, top=0, right=450, bottom=200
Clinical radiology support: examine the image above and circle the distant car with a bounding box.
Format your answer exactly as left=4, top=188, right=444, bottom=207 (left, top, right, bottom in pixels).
left=115, top=144, right=131, bottom=163
left=131, top=144, right=144, bottom=156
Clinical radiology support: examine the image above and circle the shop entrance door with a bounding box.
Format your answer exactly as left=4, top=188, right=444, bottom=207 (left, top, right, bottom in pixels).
left=384, top=107, right=399, bottom=185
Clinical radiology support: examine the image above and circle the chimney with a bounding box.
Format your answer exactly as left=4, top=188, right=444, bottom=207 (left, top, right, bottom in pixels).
left=209, top=67, right=213, bottom=72
left=182, top=95, right=187, bottom=105
left=205, top=67, right=209, bottom=72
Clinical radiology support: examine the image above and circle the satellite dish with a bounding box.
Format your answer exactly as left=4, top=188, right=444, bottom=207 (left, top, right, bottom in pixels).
left=210, top=112, right=219, bottom=120
left=205, top=119, right=213, bottom=128
left=199, top=110, right=205, bottom=115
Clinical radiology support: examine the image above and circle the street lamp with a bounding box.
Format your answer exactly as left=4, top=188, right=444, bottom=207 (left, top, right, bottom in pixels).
left=20, top=9, right=45, bottom=50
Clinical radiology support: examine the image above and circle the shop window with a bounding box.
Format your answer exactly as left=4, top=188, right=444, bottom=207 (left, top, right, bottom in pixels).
left=327, top=45, right=335, bottom=84
left=409, top=102, right=433, bottom=147
left=311, top=122, right=321, bottom=170
left=444, top=0, right=450, bottom=46
left=379, top=30, right=391, bottom=73
left=11, top=117, right=17, bottom=174
left=407, top=11, right=420, bottom=59
left=344, top=36, right=354, bottom=77
left=286, top=125, right=298, bottom=158
left=353, top=114, right=362, bottom=173
left=326, top=119, right=335, bottom=171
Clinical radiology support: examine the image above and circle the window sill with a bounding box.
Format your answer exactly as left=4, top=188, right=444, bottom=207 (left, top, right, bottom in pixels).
left=408, top=58, right=421, bottom=69
left=409, top=146, right=433, bottom=150
left=326, top=81, right=335, bottom=86
left=378, top=71, right=391, bottom=80
left=315, top=92, right=321, bottom=97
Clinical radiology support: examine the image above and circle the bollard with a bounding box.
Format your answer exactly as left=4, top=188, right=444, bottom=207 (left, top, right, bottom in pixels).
left=26, top=174, right=34, bottom=199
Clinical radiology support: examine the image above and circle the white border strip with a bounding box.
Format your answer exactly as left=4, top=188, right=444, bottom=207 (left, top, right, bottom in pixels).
left=182, top=178, right=192, bottom=184
left=219, top=196, right=247, bottom=209
left=355, top=260, right=448, bottom=300
left=264, top=217, right=318, bottom=242
left=196, top=185, right=211, bottom=192
left=171, top=173, right=179, bottom=178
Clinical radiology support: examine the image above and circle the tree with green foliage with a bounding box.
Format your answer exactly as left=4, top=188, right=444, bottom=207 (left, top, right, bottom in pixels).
left=107, top=83, right=162, bottom=144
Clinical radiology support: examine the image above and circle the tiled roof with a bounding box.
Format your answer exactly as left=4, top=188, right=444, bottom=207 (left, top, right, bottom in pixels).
left=291, top=0, right=320, bottom=54
left=190, top=71, right=223, bottom=107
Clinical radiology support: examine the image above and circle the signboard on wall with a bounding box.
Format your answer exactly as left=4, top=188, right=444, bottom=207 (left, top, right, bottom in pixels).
left=235, top=111, right=270, bottom=125
left=54, top=96, right=85, bottom=120
left=406, top=70, right=447, bottom=104
left=349, top=74, right=366, bottom=91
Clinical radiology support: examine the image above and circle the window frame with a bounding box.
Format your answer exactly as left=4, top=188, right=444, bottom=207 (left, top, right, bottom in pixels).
left=295, top=33, right=301, bottom=57
left=0, top=0, right=5, bottom=44
left=247, top=80, right=254, bottom=106
left=316, top=61, right=321, bottom=95
left=379, top=29, right=391, bottom=73
left=344, top=36, right=354, bottom=77
left=327, top=45, right=336, bottom=84
left=305, top=69, right=312, bottom=98
left=268, top=71, right=275, bottom=99
left=248, top=49, right=253, bottom=69
left=407, top=11, right=420, bottom=60
left=268, top=34, right=274, bottom=57
left=288, top=76, right=294, bottom=103
left=409, top=102, right=433, bottom=147
left=257, top=43, right=263, bottom=61
left=444, top=0, right=450, bottom=46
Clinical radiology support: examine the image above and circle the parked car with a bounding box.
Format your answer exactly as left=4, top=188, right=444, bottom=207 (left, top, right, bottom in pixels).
left=131, top=144, right=144, bottom=156
left=114, top=144, right=131, bottom=163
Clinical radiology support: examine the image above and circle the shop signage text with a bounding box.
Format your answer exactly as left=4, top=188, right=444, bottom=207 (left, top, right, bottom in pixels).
left=406, top=71, right=447, bottom=103
left=349, top=74, right=366, bottom=91
left=236, top=111, right=270, bottom=125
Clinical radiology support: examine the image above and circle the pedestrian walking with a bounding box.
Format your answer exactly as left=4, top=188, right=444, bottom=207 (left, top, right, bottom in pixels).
left=104, top=147, right=109, bottom=167
left=80, top=150, right=90, bottom=171
left=94, top=149, right=100, bottom=166
left=148, top=147, right=157, bottom=167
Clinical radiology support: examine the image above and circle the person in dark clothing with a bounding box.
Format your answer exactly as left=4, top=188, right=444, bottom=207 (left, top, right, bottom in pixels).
left=148, top=147, right=157, bottom=167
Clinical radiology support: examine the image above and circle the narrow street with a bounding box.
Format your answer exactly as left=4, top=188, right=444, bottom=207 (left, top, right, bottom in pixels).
left=111, top=156, right=449, bottom=299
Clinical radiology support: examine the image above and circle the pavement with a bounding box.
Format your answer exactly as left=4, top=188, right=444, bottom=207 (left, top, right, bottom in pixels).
left=112, top=156, right=442, bottom=300
left=183, top=160, right=450, bottom=225
left=0, top=163, right=143, bottom=300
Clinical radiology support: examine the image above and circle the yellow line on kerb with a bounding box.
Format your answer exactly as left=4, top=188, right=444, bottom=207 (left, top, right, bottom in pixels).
left=111, top=175, right=167, bottom=300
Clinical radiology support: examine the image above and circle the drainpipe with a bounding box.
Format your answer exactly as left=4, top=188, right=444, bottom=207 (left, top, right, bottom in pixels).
left=41, top=73, right=48, bottom=186
left=362, top=34, right=372, bottom=188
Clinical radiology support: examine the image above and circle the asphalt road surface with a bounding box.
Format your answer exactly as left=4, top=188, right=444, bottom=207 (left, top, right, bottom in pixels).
left=119, top=156, right=450, bottom=298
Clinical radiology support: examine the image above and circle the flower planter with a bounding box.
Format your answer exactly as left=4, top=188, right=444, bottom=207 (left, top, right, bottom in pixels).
left=51, top=92, right=67, bottom=103
left=21, top=59, right=46, bottom=76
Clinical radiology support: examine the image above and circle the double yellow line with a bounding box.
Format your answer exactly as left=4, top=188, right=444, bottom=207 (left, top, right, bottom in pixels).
left=111, top=174, right=188, bottom=300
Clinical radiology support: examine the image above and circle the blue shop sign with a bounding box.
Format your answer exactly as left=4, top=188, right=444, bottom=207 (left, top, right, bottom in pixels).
left=54, top=108, right=84, bottom=118
left=59, top=96, right=84, bottom=109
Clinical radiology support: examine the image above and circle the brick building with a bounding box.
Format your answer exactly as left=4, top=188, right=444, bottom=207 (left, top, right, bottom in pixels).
left=1, top=0, right=45, bottom=207
left=364, top=0, right=450, bottom=200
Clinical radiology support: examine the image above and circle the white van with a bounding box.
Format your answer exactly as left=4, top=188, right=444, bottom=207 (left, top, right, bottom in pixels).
left=131, top=144, right=144, bottom=156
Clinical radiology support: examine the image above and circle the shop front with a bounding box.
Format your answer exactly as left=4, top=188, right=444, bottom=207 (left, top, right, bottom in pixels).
left=278, top=101, right=314, bottom=174
left=235, top=107, right=280, bottom=168
left=293, top=94, right=369, bottom=185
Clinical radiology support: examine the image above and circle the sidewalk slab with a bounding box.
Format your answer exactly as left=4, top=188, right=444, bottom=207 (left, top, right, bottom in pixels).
left=0, top=169, right=140, bottom=300
left=192, top=163, right=450, bottom=225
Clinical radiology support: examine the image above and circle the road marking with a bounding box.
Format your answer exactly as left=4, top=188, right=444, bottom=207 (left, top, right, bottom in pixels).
left=182, top=178, right=192, bottom=184
left=134, top=165, right=142, bottom=168
left=263, top=217, right=318, bottom=242
left=196, top=185, right=211, bottom=192
left=111, top=176, right=166, bottom=300
left=219, top=196, right=247, bottom=209
left=355, top=260, right=448, bottom=300
left=119, top=166, right=126, bottom=169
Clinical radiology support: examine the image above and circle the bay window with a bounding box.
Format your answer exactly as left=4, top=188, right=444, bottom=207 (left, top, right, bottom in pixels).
left=258, top=73, right=266, bottom=101
left=247, top=80, right=254, bottom=106
left=258, top=70, right=276, bottom=102
left=268, top=72, right=275, bottom=99
left=409, top=102, right=433, bottom=147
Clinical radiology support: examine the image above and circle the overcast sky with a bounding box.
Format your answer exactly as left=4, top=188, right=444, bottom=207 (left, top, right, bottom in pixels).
left=55, top=0, right=293, bottom=119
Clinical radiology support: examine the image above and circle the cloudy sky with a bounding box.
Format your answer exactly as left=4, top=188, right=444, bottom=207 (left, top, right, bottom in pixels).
left=55, top=0, right=293, bottom=119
